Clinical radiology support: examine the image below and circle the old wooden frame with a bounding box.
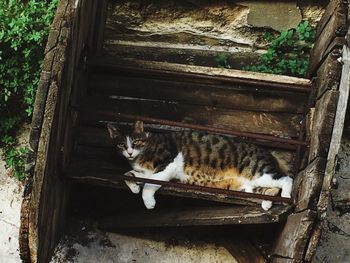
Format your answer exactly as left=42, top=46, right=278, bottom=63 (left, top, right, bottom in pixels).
left=19, top=0, right=350, bottom=262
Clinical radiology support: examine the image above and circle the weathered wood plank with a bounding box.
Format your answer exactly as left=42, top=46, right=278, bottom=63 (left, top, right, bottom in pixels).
left=102, top=41, right=262, bottom=70
left=68, top=144, right=293, bottom=206
left=20, top=1, right=73, bottom=262
left=82, top=97, right=303, bottom=138
left=308, top=36, right=346, bottom=78
left=314, top=0, right=346, bottom=39
left=89, top=74, right=308, bottom=113
left=92, top=0, right=112, bottom=54
left=89, top=57, right=312, bottom=91
left=304, top=221, right=322, bottom=262
left=269, top=257, right=299, bottom=263
left=224, top=239, right=267, bottom=263
left=272, top=210, right=316, bottom=260
left=293, top=158, right=326, bottom=212
left=308, top=90, right=339, bottom=161
left=313, top=4, right=347, bottom=57
left=99, top=205, right=292, bottom=229
left=314, top=51, right=342, bottom=99
left=68, top=159, right=265, bottom=207
left=317, top=45, right=350, bottom=218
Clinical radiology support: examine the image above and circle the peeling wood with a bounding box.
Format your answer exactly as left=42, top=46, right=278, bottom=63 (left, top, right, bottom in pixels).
left=309, top=4, right=347, bottom=77
left=89, top=58, right=312, bottom=92
left=89, top=74, right=308, bottom=113
left=272, top=210, right=316, bottom=260
left=317, top=45, right=350, bottom=218
left=314, top=51, right=342, bottom=99
left=224, top=239, right=267, bottom=263
left=315, top=0, right=347, bottom=40
left=308, top=90, right=339, bottom=161
left=83, top=98, right=303, bottom=138
left=293, top=158, right=326, bottom=212
left=99, top=205, right=291, bottom=229
left=270, top=257, right=300, bottom=263
left=308, top=17, right=347, bottom=78
left=304, top=221, right=322, bottom=262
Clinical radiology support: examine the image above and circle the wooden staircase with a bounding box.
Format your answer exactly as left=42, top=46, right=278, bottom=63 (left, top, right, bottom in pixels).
left=66, top=56, right=312, bottom=227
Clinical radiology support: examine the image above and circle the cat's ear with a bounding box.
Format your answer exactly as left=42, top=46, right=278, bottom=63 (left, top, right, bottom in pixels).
left=133, top=121, right=144, bottom=133
left=107, top=123, right=120, bottom=139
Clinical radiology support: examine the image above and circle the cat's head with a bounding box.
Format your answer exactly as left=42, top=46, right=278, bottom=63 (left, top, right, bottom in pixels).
left=107, top=121, right=148, bottom=161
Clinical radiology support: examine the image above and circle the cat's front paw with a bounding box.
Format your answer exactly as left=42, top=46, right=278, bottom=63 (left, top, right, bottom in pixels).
left=127, top=182, right=141, bottom=194
left=124, top=172, right=141, bottom=194
left=261, top=200, right=273, bottom=211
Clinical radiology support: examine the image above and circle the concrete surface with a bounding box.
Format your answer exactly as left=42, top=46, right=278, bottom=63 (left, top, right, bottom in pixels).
left=0, top=155, right=24, bottom=262
left=50, top=220, right=237, bottom=263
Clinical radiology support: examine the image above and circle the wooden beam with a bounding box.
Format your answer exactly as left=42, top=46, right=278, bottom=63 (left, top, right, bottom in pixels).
left=89, top=57, right=312, bottom=92
left=314, top=51, right=342, bottom=99
left=293, top=158, right=326, bottom=212
left=81, top=100, right=304, bottom=141
left=99, top=205, right=292, bottom=229
left=89, top=73, right=309, bottom=113
left=315, top=0, right=347, bottom=40
left=272, top=210, right=316, bottom=260
left=308, top=90, right=339, bottom=161
left=317, top=45, right=350, bottom=217
left=224, top=239, right=267, bottom=263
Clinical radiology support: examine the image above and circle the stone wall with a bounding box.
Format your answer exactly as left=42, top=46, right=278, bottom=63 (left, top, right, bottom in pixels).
left=104, top=0, right=327, bottom=68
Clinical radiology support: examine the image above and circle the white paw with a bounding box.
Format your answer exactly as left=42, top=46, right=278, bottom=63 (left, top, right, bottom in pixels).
left=261, top=201, right=273, bottom=211
left=143, top=196, right=156, bottom=209
left=281, top=177, right=293, bottom=198
left=129, top=183, right=140, bottom=194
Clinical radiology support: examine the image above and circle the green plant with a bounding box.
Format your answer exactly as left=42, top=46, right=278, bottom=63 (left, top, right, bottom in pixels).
left=243, top=21, right=315, bottom=77
left=0, top=0, right=57, bottom=180
left=215, top=53, right=232, bottom=69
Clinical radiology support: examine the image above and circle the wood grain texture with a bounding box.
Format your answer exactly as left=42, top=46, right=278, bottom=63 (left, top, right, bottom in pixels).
left=308, top=3, right=347, bottom=78
left=314, top=52, right=342, bottom=99
left=318, top=46, right=350, bottom=218
left=269, top=257, right=299, bottom=263
left=82, top=97, right=303, bottom=138
left=19, top=1, right=72, bottom=261
left=89, top=73, right=308, bottom=113
left=99, top=205, right=292, bottom=229
left=272, top=210, right=316, bottom=260
left=314, top=0, right=346, bottom=39
left=293, top=158, right=326, bottom=212
left=308, top=90, right=339, bottom=161
left=19, top=0, right=104, bottom=262
left=68, top=144, right=293, bottom=206
left=89, top=57, right=312, bottom=91
left=224, top=239, right=267, bottom=263
left=304, top=221, right=322, bottom=262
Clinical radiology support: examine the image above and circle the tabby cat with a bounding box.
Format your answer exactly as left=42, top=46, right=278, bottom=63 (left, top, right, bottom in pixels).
left=107, top=121, right=293, bottom=210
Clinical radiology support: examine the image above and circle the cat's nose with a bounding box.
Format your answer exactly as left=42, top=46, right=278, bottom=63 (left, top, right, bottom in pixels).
left=127, top=149, right=133, bottom=156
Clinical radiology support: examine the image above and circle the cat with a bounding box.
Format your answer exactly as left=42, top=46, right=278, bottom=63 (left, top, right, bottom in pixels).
left=107, top=121, right=293, bottom=210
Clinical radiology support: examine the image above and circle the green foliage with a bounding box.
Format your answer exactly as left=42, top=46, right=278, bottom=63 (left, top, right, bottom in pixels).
left=243, top=21, right=316, bottom=77
left=215, top=53, right=232, bottom=69
left=0, top=0, right=57, bottom=180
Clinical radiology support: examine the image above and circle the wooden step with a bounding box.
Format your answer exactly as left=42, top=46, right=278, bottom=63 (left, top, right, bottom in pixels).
left=88, top=57, right=312, bottom=92
left=99, top=205, right=292, bottom=229
left=67, top=144, right=292, bottom=207
left=102, top=41, right=262, bottom=70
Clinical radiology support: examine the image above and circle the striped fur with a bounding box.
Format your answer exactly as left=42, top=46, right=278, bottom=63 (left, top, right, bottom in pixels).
left=108, top=121, right=293, bottom=210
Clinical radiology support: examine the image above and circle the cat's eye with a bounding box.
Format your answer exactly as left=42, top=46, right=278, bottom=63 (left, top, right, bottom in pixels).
left=117, top=143, right=125, bottom=148
left=133, top=139, right=142, bottom=145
